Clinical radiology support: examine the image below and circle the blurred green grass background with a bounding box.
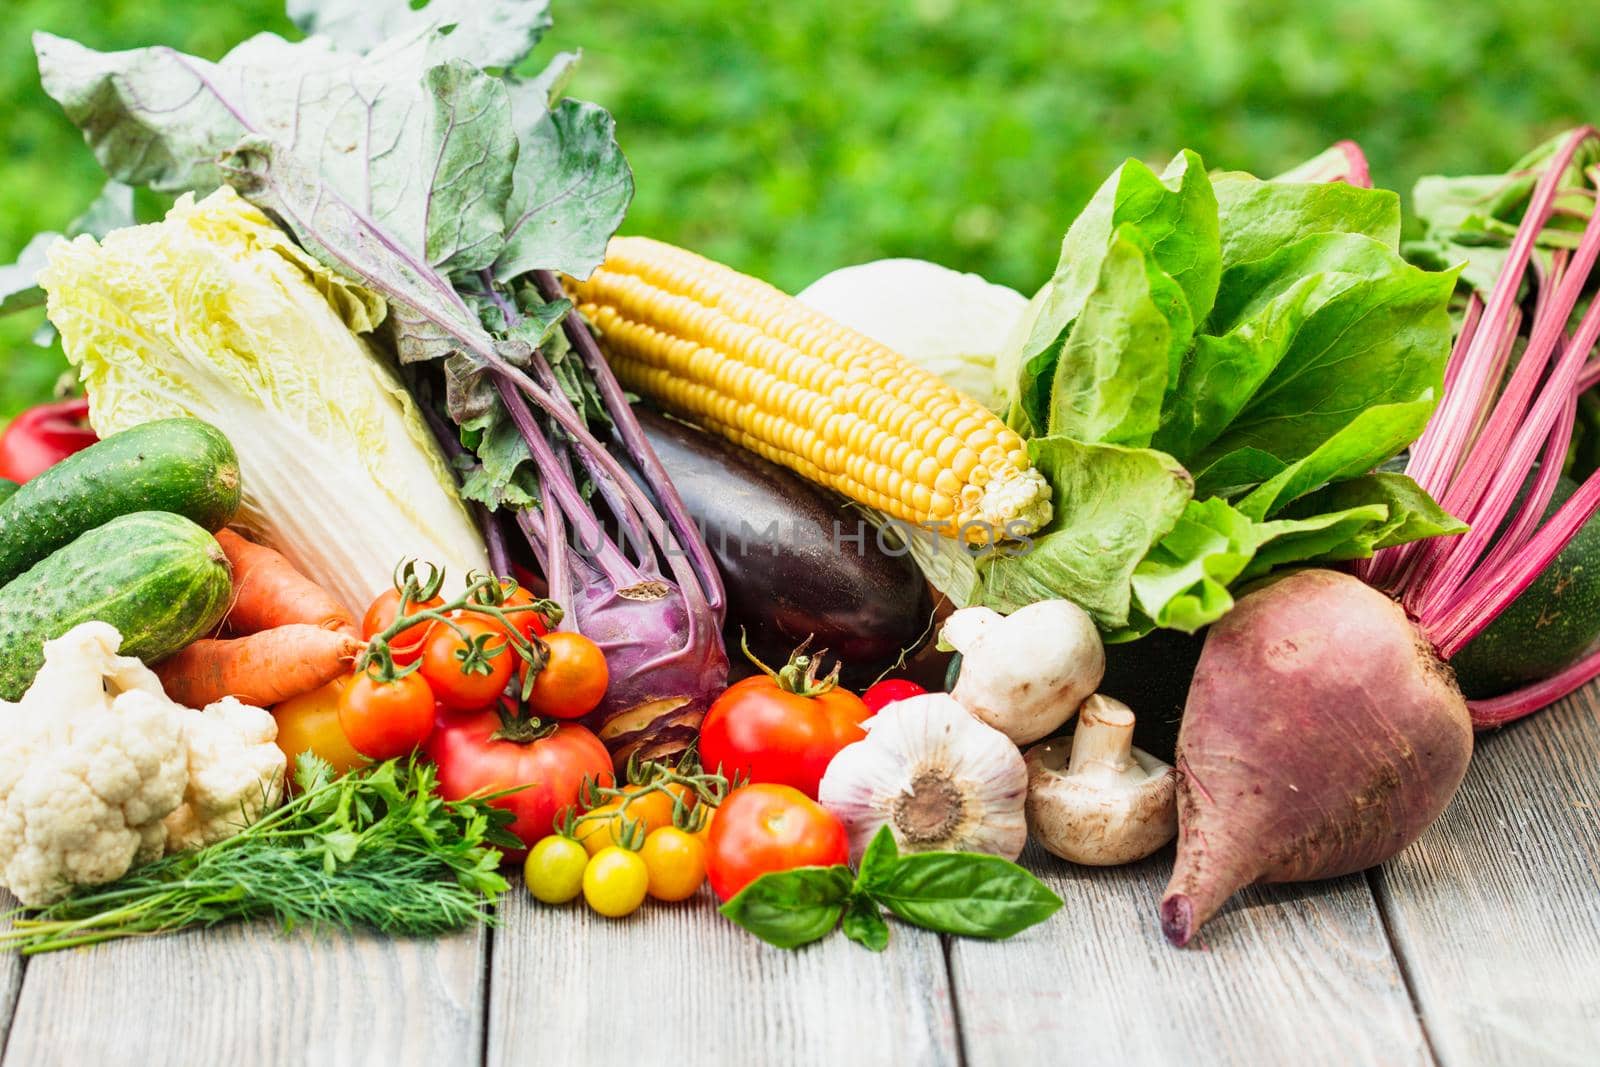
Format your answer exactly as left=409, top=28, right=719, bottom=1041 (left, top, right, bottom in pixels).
left=4, top=0, right=1599, bottom=417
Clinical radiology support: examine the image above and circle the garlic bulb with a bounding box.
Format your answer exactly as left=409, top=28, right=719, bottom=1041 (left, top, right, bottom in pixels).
left=818, top=693, right=1029, bottom=862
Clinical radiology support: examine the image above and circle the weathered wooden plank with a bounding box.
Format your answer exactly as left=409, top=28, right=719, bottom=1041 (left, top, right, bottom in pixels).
left=1374, top=688, right=1600, bottom=1067
left=486, top=887, right=960, bottom=1067
left=949, top=847, right=1431, bottom=1067
left=2, top=925, right=484, bottom=1067
left=0, top=894, right=26, bottom=1052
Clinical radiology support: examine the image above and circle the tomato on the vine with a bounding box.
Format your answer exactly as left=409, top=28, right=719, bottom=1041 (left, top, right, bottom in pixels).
left=338, top=671, right=435, bottom=760
left=524, top=631, right=609, bottom=720
left=272, top=676, right=366, bottom=778
left=491, top=583, right=551, bottom=645
left=861, top=678, right=928, bottom=713
left=699, top=648, right=870, bottom=799
left=575, top=784, right=684, bottom=855
left=361, top=588, right=446, bottom=666
left=419, top=615, right=515, bottom=712
left=639, top=826, right=708, bottom=902
left=583, top=846, right=649, bottom=918
left=704, top=783, right=849, bottom=901
left=427, top=707, right=613, bottom=855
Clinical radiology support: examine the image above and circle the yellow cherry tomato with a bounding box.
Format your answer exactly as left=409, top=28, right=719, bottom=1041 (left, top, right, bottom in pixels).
left=639, top=827, right=708, bottom=902
left=582, top=847, right=649, bottom=918
left=272, top=677, right=366, bottom=780
left=576, top=800, right=626, bottom=856
left=524, top=835, right=588, bottom=904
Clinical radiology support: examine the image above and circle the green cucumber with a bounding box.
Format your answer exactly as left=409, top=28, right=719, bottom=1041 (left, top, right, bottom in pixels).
left=0, top=418, right=240, bottom=586
left=1450, top=476, right=1600, bottom=699
left=0, top=511, right=233, bottom=700
left=0, top=479, right=16, bottom=506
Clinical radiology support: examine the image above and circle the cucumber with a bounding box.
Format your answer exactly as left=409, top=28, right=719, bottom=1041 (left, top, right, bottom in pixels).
left=1450, top=476, right=1600, bottom=699
left=0, top=511, right=232, bottom=700
left=0, top=479, right=16, bottom=506
left=0, top=419, right=240, bottom=586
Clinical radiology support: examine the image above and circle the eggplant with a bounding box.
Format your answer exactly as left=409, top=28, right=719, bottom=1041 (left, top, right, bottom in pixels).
left=632, top=407, right=933, bottom=686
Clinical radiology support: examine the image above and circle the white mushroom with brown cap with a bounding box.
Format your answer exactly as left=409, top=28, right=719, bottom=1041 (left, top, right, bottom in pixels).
left=939, top=599, right=1105, bottom=745
left=1024, top=694, right=1177, bottom=866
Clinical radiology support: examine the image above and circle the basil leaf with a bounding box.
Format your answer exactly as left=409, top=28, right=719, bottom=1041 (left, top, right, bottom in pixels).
left=856, top=826, right=900, bottom=891
left=719, top=866, right=853, bottom=950
left=869, top=853, right=1063, bottom=940
left=841, top=894, right=890, bottom=953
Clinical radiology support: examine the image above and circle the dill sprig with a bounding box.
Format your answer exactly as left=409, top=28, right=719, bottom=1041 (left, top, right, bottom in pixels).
left=0, top=756, right=521, bottom=955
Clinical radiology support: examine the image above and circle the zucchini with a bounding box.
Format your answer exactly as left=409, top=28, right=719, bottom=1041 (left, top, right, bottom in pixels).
left=1450, top=475, right=1600, bottom=699
left=0, top=479, right=16, bottom=506
left=0, top=511, right=232, bottom=700
left=0, top=418, right=240, bottom=585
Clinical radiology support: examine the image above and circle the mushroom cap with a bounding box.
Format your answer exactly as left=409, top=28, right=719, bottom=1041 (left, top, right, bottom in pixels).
left=942, top=601, right=1104, bottom=745
left=1024, top=735, right=1178, bottom=866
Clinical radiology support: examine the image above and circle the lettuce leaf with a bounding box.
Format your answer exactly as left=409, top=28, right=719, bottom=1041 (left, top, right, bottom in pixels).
left=39, top=189, right=490, bottom=614
left=984, top=152, right=1459, bottom=632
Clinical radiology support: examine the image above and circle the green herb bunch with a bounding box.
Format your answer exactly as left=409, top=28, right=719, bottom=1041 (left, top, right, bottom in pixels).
left=1, top=756, right=520, bottom=955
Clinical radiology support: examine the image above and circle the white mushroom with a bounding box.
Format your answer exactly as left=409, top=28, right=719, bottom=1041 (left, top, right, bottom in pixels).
left=940, top=599, right=1104, bottom=745
left=1024, top=694, right=1177, bottom=866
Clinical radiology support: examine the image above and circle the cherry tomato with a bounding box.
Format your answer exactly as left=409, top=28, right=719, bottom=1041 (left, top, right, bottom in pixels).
left=704, top=783, right=849, bottom=901
left=361, top=588, right=446, bottom=666
left=338, top=671, right=435, bottom=760
left=524, top=835, right=589, bottom=904
left=583, top=847, right=650, bottom=918
left=492, top=583, right=551, bottom=644
left=575, top=786, right=683, bottom=856
left=699, top=653, right=870, bottom=799
left=862, top=678, right=928, bottom=713
left=427, top=709, right=613, bottom=856
left=524, top=632, right=609, bottom=720
left=419, top=615, right=515, bottom=712
left=272, top=677, right=366, bottom=780
left=0, top=397, right=97, bottom=483
left=639, top=827, right=708, bottom=902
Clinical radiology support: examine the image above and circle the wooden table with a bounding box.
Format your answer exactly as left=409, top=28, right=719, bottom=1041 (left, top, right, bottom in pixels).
left=1, top=689, right=1596, bottom=1067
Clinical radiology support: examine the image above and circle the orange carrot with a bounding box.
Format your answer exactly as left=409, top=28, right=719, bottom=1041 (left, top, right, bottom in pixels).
left=155, top=625, right=363, bottom=708
left=216, top=529, right=358, bottom=637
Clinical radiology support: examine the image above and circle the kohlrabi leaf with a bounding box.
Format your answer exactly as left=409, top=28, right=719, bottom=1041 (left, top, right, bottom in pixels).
left=287, top=0, right=553, bottom=70
left=979, top=436, right=1192, bottom=627
left=998, top=151, right=1219, bottom=436
left=496, top=91, right=634, bottom=282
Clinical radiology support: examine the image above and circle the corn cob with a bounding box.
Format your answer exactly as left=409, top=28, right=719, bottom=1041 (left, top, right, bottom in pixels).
left=569, top=237, right=1052, bottom=543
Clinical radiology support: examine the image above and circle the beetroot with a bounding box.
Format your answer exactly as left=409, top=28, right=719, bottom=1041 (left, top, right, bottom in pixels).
left=1160, top=570, right=1472, bottom=946
left=1164, top=128, right=1600, bottom=946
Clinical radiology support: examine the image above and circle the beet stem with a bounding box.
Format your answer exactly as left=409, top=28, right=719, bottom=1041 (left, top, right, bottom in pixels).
left=1468, top=642, right=1600, bottom=727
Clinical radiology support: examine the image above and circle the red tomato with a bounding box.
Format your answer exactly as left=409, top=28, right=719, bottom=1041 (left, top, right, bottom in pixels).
left=699, top=668, right=870, bottom=799
left=524, top=632, right=610, bottom=720
left=705, top=784, right=849, bottom=901
left=338, top=671, right=435, bottom=759
left=492, top=583, right=551, bottom=645
left=361, top=588, right=446, bottom=666
left=0, top=397, right=98, bottom=483
left=427, top=709, right=614, bottom=855
left=861, top=678, right=928, bottom=713
left=419, top=615, right=515, bottom=711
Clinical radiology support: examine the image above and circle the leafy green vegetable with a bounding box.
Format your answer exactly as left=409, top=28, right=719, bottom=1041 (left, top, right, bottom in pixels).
left=719, top=827, right=1061, bottom=950
left=0, top=181, right=134, bottom=318
left=984, top=150, right=1460, bottom=633
left=0, top=756, right=517, bottom=955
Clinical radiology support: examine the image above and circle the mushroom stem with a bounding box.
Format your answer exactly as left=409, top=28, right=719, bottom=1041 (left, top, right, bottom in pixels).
left=1067, top=695, right=1136, bottom=776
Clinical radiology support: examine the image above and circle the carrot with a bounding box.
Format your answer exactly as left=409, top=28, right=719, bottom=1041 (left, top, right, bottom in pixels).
left=216, top=529, right=358, bottom=636
left=155, top=625, right=363, bottom=708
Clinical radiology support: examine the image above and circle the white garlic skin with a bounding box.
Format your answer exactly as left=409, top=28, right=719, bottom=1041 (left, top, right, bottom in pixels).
left=818, top=693, right=1029, bottom=863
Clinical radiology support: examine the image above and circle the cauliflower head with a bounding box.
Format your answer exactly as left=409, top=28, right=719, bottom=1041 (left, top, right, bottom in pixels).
left=162, top=697, right=285, bottom=853
left=0, top=623, right=189, bottom=906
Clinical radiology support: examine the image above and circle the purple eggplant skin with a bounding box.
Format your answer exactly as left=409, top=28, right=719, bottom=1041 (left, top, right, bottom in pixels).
left=632, top=407, right=933, bottom=687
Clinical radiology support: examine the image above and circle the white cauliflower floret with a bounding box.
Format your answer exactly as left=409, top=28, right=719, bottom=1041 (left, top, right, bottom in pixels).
left=0, top=623, right=290, bottom=907
left=162, top=697, right=284, bottom=853
left=0, top=624, right=188, bottom=906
